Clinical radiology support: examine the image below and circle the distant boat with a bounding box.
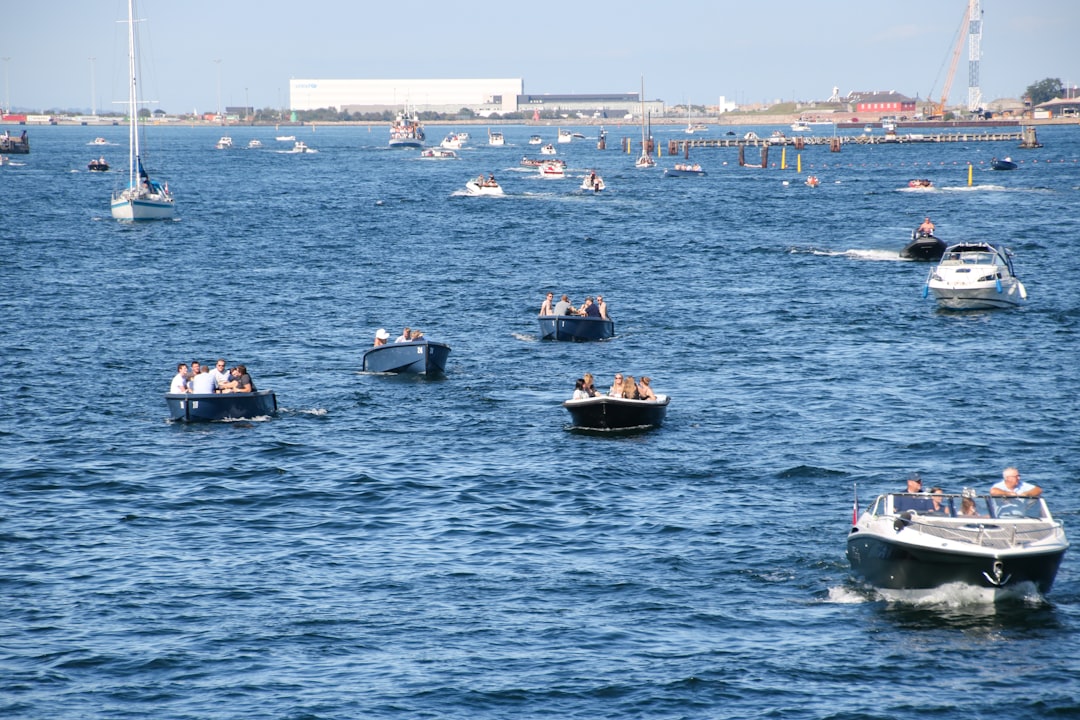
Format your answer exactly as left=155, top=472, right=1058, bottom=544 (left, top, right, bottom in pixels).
left=581, top=171, right=605, bottom=192
left=900, top=228, right=946, bottom=261
left=91, top=137, right=109, bottom=145
left=216, top=136, right=233, bottom=149
left=247, top=139, right=262, bottom=148
left=991, top=156, right=1018, bottom=171
left=441, top=132, right=464, bottom=149
left=288, top=140, right=315, bottom=153
left=907, top=178, right=934, bottom=189
left=790, top=121, right=811, bottom=132
left=275, top=135, right=295, bottom=142
left=465, top=175, right=504, bottom=196
left=805, top=175, right=820, bottom=188
left=563, top=394, right=670, bottom=431
left=87, top=157, right=109, bottom=172
left=540, top=143, right=557, bottom=155
left=166, top=390, right=278, bottom=422
left=110, top=0, right=174, bottom=220
left=664, top=162, right=706, bottom=177
left=635, top=77, right=655, bottom=169
left=528, top=135, right=543, bottom=144
left=538, top=315, right=614, bottom=342
left=362, top=339, right=451, bottom=375
left=538, top=160, right=565, bottom=178
left=389, top=104, right=425, bottom=148
left=557, top=128, right=573, bottom=143
left=421, top=147, right=457, bottom=159
left=488, top=129, right=505, bottom=146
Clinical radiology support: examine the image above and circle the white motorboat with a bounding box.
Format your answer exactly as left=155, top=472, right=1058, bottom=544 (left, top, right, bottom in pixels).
left=275, top=135, right=295, bottom=142
left=440, top=133, right=464, bottom=149
left=581, top=171, right=605, bottom=192
left=528, top=135, right=543, bottom=145
left=925, top=242, right=1027, bottom=309
left=91, top=137, right=109, bottom=145
left=538, top=161, right=565, bottom=178
left=557, top=129, right=573, bottom=143
left=790, top=121, right=811, bottom=132
left=110, top=0, right=175, bottom=221
left=488, top=129, right=505, bottom=146
left=288, top=141, right=316, bottom=153
left=389, top=104, right=425, bottom=148
left=216, top=136, right=233, bottom=149
left=848, top=488, right=1068, bottom=597
left=421, top=147, right=457, bottom=159
left=247, top=139, right=262, bottom=148
left=464, top=175, right=504, bottom=196
left=540, top=143, right=557, bottom=155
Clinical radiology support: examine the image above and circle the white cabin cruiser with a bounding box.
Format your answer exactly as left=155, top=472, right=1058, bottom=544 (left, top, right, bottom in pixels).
left=925, top=242, right=1027, bottom=309
left=848, top=489, right=1068, bottom=597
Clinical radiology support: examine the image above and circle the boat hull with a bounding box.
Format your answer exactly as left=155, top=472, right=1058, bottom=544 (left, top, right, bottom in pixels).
left=929, top=284, right=1025, bottom=309
left=991, top=160, right=1017, bottom=171
left=362, top=340, right=451, bottom=375
left=389, top=139, right=423, bottom=149
left=111, top=194, right=175, bottom=220
left=563, top=395, right=670, bottom=431
left=900, top=234, right=946, bottom=261
left=538, top=315, right=614, bottom=341
left=166, top=390, right=278, bottom=422
left=846, top=533, right=1065, bottom=593
left=465, top=181, right=504, bottom=196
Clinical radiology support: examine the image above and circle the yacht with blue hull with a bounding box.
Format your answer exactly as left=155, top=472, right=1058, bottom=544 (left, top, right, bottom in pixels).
left=166, top=391, right=278, bottom=422
left=538, top=315, right=614, bottom=342
left=362, top=339, right=451, bottom=375
left=847, top=491, right=1068, bottom=596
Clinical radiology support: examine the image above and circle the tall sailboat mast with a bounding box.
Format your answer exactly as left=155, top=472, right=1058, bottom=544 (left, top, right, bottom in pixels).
left=124, top=0, right=138, bottom=190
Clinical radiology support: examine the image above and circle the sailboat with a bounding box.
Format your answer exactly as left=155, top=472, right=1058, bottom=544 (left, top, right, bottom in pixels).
left=111, top=0, right=174, bottom=220
left=635, top=77, right=655, bottom=169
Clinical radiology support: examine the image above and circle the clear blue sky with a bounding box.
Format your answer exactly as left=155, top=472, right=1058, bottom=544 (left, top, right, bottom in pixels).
left=2, top=0, right=1076, bottom=114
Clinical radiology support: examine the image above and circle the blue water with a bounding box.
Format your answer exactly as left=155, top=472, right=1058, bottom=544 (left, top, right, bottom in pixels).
left=3, top=122, right=1080, bottom=719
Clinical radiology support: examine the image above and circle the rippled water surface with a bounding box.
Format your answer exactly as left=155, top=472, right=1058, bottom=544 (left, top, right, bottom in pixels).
left=3, top=122, right=1080, bottom=719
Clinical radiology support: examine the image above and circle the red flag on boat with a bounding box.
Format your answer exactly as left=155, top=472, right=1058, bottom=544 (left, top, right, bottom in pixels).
left=852, top=485, right=859, bottom=525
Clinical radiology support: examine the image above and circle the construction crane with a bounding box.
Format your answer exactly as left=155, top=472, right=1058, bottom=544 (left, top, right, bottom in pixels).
left=931, top=5, right=970, bottom=118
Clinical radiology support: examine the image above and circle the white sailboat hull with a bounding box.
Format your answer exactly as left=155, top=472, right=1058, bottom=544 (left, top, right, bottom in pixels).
left=111, top=191, right=175, bottom=220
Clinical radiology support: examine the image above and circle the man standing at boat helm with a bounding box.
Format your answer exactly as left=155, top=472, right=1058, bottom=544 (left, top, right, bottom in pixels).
left=905, top=472, right=926, bottom=494
left=990, top=467, right=1042, bottom=497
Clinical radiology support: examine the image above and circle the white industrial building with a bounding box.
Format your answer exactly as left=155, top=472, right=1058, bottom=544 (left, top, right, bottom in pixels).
left=289, top=78, right=524, bottom=114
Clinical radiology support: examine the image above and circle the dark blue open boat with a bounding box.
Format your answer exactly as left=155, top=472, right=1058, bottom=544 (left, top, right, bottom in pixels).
left=538, top=315, right=615, bottom=342
left=166, top=390, right=278, bottom=422
left=991, top=157, right=1018, bottom=171
left=362, top=339, right=451, bottom=375
left=563, top=394, right=670, bottom=431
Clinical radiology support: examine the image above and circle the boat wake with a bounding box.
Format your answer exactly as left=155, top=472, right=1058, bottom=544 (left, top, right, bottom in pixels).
left=794, top=247, right=901, bottom=261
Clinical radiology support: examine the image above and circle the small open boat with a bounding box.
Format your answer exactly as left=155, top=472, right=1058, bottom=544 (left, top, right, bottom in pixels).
left=581, top=171, right=605, bottom=192
left=563, top=394, right=670, bottom=431
left=907, top=178, right=933, bottom=189
left=991, top=156, right=1018, bottom=171
left=538, top=315, right=614, bottom=342
left=362, top=339, right=451, bottom=375
left=166, top=390, right=278, bottom=422
left=664, top=162, right=706, bottom=177
left=465, top=176, right=504, bottom=196
left=88, top=158, right=109, bottom=172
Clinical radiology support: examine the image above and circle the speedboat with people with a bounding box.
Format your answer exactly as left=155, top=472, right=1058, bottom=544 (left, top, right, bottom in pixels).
left=557, top=129, right=574, bottom=143
left=421, top=147, right=457, bottom=159
left=216, top=136, right=233, bottom=149
left=288, top=141, right=315, bottom=153
left=538, top=315, right=614, bottom=342
left=540, top=143, right=557, bottom=155
left=87, top=157, right=109, bottom=172
left=488, top=129, right=505, bottom=146
left=581, top=171, right=605, bottom=192
left=441, top=133, right=464, bottom=149
left=991, top=156, right=1018, bottom=171
left=166, top=390, right=278, bottom=422
left=464, top=175, right=504, bottom=196
left=907, top=178, right=933, bottom=189
left=528, top=135, right=543, bottom=144
left=563, top=394, right=670, bottom=431
left=362, top=338, right=451, bottom=375
left=900, top=228, right=947, bottom=261
left=925, top=242, right=1027, bottom=309
left=848, top=488, right=1068, bottom=596
left=538, top=160, right=565, bottom=178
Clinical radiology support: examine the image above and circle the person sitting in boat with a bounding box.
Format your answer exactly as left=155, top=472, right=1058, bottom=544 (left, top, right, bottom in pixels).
left=894, top=472, right=934, bottom=511
left=990, top=467, right=1041, bottom=498
left=917, top=216, right=935, bottom=237
left=637, top=376, right=656, bottom=401
left=572, top=378, right=589, bottom=400
left=211, top=359, right=231, bottom=390
left=409, top=329, right=424, bottom=341
left=580, top=297, right=599, bottom=317
left=927, top=487, right=952, bottom=516
left=170, top=363, right=191, bottom=394
left=233, top=365, right=255, bottom=393
left=596, top=295, right=609, bottom=320
left=373, top=328, right=390, bottom=347
left=394, top=327, right=411, bottom=343
left=191, top=365, right=217, bottom=394
left=218, top=367, right=241, bottom=394
left=582, top=373, right=598, bottom=397
left=539, top=292, right=554, bottom=316
left=553, top=294, right=575, bottom=316
left=608, top=373, right=623, bottom=396
left=620, top=375, right=640, bottom=400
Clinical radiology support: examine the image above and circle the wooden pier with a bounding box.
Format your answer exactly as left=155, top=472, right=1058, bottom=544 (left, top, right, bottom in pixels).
left=664, top=130, right=1026, bottom=156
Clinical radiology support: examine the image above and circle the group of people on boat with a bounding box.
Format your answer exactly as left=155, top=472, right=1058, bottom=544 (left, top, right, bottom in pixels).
left=474, top=173, right=499, bottom=188
left=539, top=292, right=610, bottom=319
left=572, top=371, right=657, bottom=401
left=673, top=163, right=702, bottom=172
left=170, top=359, right=255, bottom=394
left=895, top=467, right=1041, bottom=517
left=372, top=326, right=425, bottom=346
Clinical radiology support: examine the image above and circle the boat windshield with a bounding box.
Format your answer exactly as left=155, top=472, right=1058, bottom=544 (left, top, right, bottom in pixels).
left=877, top=493, right=1045, bottom=520
left=941, top=252, right=997, bottom=265
left=988, top=497, right=1047, bottom=520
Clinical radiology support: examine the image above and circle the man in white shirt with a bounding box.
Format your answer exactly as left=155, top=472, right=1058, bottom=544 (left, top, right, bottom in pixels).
left=191, top=368, right=217, bottom=394
left=170, top=363, right=190, bottom=393
left=210, top=359, right=231, bottom=388
left=990, top=467, right=1042, bottom=497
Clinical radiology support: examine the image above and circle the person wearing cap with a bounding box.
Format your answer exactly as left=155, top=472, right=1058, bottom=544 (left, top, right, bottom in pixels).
left=905, top=473, right=925, bottom=494
left=896, top=473, right=934, bottom=512
left=373, top=328, right=390, bottom=347
left=990, top=467, right=1042, bottom=498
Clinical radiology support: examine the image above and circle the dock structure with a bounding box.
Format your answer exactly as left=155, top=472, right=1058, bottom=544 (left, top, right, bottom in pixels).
left=664, top=130, right=1026, bottom=156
